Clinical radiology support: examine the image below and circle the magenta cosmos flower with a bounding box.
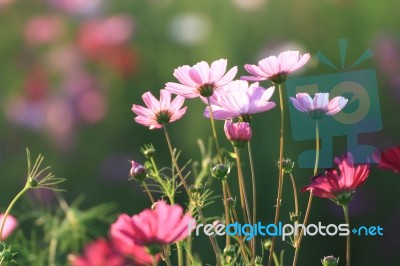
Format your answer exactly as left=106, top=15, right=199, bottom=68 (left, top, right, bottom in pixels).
left=69, top=239, right=127, bottom=266
left=373, top=146, right=400, bottom=173
left=165, top=59, right=238, bottom=98
left=301, top=153, right=370, bottom=205
left=290, top=92, right=348, bottom=119
left=0, top=214, right=18, bottom=240
left=242, top=50, right=310, bottom=84
left=204, top=80, right=276, bottom=122
left=131, top=89, right=187, bottom=129
left=224, top=120, right=252, bottom=148
left=110, top=201, right=194, bottom=255
left=110, top=219, right=157, bottom=265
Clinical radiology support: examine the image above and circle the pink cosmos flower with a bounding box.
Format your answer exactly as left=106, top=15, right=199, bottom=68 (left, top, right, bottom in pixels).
left=290, top=92, right=348, bottom=119
left=373, top=146, right=400, bottom=173
left=110, top=218, right=156, bottom=265
left=110, top=201, right=193, bottom=249
left=131, top=90, right=187, bottom=129
left=69, top=239, right=126, bottom=266
left=203, top=80, right=276, bottom=121
left=301, top=153, right=370, bottom=205
left=242, top=50, right=310, bottom=83
left=224, top=120, right=252, bottom=148
left=165, top=59, right=238, bottom=98
left=24, top=16, right=65, bottom=45
left=0, top=214, right=18, bottom=240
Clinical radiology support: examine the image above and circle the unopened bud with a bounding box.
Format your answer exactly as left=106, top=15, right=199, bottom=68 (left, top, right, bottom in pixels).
left=226, top=197, right=236, bottom=209
left=263, top=239, right=272, bottom=250
left=129, top=161, right=147, bottom=182
left=276, top=157, right=295, bottom=174
left=211, top=164, right=230, bottom=180
left=140, top=144, right=155, bottom=158
left=321, top=255, right=339, bottom=266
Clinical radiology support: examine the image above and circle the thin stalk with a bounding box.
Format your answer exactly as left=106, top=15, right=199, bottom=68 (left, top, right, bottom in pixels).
left=292, top=191, right=313, bottom=265
left=233, top=147, right=251, bottom=226
left=185, top=244, right=196, bottom=265
left=248, top=142, right=257, bottom=258
left=207, top=97, right=222, bottom=164
left=289, top=173, right=299, bottom=219
left=142, top=182, right=155, bottom=204
left=222, top=180, right=231, bottom=247
left=163, top=126, right=222, bottom=266
left=48, top=234, right=58, bottom=266
left=289, top=172, right=300, bottom=244
left=268, top=83, right=285, bottom=266
left=207, top=97, right=231, bottom=249
left=177, top=242, right=183, bottom=266
left=0, top=185, right=30, bottom=239
left=162, top=246, right=172, bottom=266
left=343, top=204, right=351, bottom=266
left=293, top=120, right=319, bottom=265
left=314, top=121, right=319, bottom=176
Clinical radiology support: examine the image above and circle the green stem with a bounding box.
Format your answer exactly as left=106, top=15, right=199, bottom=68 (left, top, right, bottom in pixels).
left=293, top=120, right=319, bottom=265
left=289, top=173, right=299, bottom=219
left=150, top=157, right=174, bottom=204
left=289, top=172, right=300, bottom=246
left=222, top=180, right=231, bottom=247
left=292, top=191, right=313, bottom=266
left=177, top=242, right=183, bottom=266
left=163, top=126, right=222, bottom=266
left=248, top=142, right=257, bottom=258
left=207, top=97, right=222, bottom=164
left=234, top=147, right=251, bottom=226
left=0, top=185, right=30, bottom=239
left=142, top=182, right=155, bottom=204
left=207, top=97, right=231, bottom=250
left=314, top=121, right=320, bottom=176
left=268, top=83, right=285, bottom=266
left=48, top=234, right=57, bottom=266
left=343, top=204, right=351, bottom=266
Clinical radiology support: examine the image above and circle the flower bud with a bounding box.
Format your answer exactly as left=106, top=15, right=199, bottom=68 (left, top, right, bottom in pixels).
left=129, top=160, right=147, bottom=182
left=290, top=211, right=300, bottom=222
left=226, top=197, right=236, bottom=209
left=321, top=255, right=339, bottom=266
left=29, top=177, right=39, bottom=188
left=0, top=243, right=16, bottom=264
left=263, top=239, right=272, bottom=250
left=224, top=120, right=252, bottom=148
left=223, top=246, right=236, bottom=264
left=140, top=144, right=155, bottom=158
left=211, top=163, right=230, bottom=180
left=276, top=157, right=295, bottom=174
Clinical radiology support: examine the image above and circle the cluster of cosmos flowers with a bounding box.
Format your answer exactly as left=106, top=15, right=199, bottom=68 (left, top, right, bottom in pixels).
left=66, top=51, right=400, bottom=265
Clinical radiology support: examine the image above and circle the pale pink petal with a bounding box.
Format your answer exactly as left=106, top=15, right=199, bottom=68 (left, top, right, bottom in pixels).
left=165, top=82, right=198, bottom=98
left=326, top=96, right=348, bottom=115
left=214, top=66, right=238, bottom=87
left=159, top=90, right=171, bottom=111
left=142, top=92, right=160, bottom=113
left=173, top=65, right=198, bottom=87
left=208, top=59, right=227, bottom=83
left=170, top=107, right=187, bottom=122
left=131, top=104, right=153, bottom=118
left=289, top=53, right=311, bottom=72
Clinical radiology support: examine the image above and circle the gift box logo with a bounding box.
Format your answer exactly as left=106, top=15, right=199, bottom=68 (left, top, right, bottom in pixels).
left=286, top=39, right=382, bottom=168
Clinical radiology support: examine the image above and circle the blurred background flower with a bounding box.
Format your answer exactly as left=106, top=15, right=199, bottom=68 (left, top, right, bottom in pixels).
left=0, top=0, right=399, bottom=265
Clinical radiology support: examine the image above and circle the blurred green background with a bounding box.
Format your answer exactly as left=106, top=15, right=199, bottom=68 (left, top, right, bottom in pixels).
left=0, top=0, right=399, bottom=265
